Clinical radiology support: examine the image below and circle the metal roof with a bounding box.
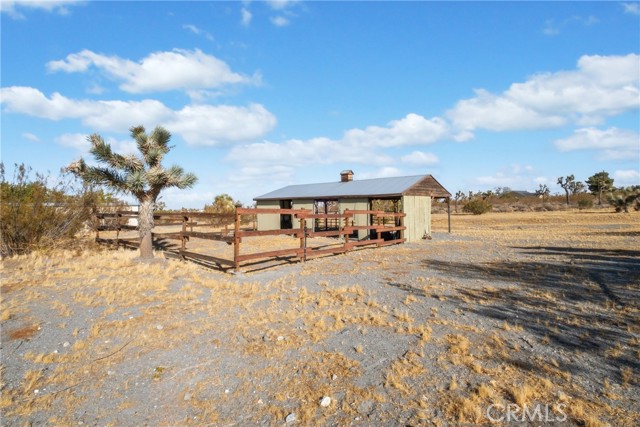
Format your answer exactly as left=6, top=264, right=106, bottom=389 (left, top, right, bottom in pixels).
left=254, top=175, right=428, bottom=200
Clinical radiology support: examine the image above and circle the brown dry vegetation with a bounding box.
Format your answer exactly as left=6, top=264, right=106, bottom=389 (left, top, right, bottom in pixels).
left=1, top=210, right=639, bottom=426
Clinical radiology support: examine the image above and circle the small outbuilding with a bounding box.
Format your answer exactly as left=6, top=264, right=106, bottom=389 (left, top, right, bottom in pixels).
left=253, top=171, right=451, bottom=242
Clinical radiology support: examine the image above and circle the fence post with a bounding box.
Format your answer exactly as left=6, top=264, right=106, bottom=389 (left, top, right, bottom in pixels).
left=234, top=208, right=241, bottom=272
left=116, top=213, right=121, bottom=249
left=94, top=213, right=100, bottom=241
left=299, top=213, right=306, bottom=263
left=181, top=214, right=187, bottom=254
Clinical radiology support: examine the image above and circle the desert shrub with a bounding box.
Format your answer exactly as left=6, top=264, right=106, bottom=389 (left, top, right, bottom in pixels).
left=577, top=198, right=594, bottom=210
left=608, top=186, right=640, bottom=213
left=0, top=163, right=105, bottom=257
left=204, top=193, right=239, bottom=227
left=511, top=204, right=530, bottom=212
left=462, top=199, right=492, bottom=215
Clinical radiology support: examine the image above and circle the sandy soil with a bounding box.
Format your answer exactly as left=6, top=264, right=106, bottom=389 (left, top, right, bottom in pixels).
left=1, top=210, right=639, bottom=426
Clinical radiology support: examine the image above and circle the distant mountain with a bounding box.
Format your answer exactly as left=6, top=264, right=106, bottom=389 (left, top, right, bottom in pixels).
left=505, top=190, right=537, bottom=197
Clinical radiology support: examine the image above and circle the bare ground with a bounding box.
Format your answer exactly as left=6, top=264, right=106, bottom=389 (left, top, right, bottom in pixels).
left=1, top=210, right=639, bottom=427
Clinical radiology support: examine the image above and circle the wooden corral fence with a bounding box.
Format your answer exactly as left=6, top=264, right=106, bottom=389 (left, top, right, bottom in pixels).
left=93, top=208, right=405, bottom=272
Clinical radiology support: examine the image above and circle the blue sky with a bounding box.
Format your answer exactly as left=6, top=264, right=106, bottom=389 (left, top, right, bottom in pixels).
left=1, top=0, right=639, bottom=209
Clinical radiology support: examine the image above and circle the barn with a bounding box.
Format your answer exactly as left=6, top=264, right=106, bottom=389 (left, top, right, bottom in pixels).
left=253, top=171, right=451, bottom=242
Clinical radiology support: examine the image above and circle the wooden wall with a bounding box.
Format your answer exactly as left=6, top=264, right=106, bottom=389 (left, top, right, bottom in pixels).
left=404, top=175, right=451, bottom=198
left=256, top=200, right=281, bottom=230
left=402, top=195, right=431, bottom=241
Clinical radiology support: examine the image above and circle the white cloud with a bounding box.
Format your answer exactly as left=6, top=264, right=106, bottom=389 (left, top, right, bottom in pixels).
left=344, top=114, right=449, bottom=147
left=0, top=86, right=97, bottom=120
left=82, top=100, right=175, bottom=131
left=226, top=113, right=445, bottom=170
left=359, top=167, right=404, bottom=180
left=0, top=86, right=276, bottom=146
left=622, top=2, right=640, bottom=15
left=47, top=49, right=256, bottom=93
left=55, top=133, right=137, bottom=155
left=55, top=133, right=89, bottom=151
left=534, top=176, right=550, bottom=185
left=1, top=0, right=81, bottom=19
left=167, top=103, right=277, bottom=146
left=241, top=7, right=252, bottom=26
left=86, top=83, right=105, bottom=95
left=474, top=164, right=538, bottom=190
left=400, top=151, right=439, bottom=166
left=183, top=24, right=214, bottom=41
left=542, top=15, right=599, bottom=36
left=22, top=132, right=40, bottom=142
left=613, top=169, right=640, bottom=185
left=542, top=20, right=560, bottom=36
left=266, top=0, right=299, bottom=10
left=448, top=89, right=567, bottom=134
left=270, top=16, right=289, bottom=27
left=554, top=127, right=640, bottom=160
left=447, top=54, right=640, bottom=139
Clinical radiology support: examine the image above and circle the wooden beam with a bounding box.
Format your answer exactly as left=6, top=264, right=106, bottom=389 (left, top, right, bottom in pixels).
left=238, top=229, right=301, bottom=238
left=447, top=197, right=451, bottom=233
left=236, top=247, right=302, bottom=263
left=179, top=250, right=234, bottom=267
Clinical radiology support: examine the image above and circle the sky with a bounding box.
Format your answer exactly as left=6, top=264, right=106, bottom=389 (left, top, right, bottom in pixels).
left=1, top=0, right=639, bottom=209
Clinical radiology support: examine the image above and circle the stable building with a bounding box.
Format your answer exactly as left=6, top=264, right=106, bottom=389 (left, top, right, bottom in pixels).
left=253, top=171, right=451, bottom=242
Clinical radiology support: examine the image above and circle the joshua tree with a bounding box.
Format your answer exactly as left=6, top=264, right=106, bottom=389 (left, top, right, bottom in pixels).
left=586, top=171, right=614, bottom=205
left=535, top=184, right=550, bottom=203
left=67, top=125, right=197, bottom=259
left=557, top=175, right=581, bottom=205
left=454, top=191, right=466, bottom=213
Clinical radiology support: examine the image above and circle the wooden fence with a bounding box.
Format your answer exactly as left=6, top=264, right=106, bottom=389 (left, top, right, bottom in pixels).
left=93, top=207, right=405, bottom=272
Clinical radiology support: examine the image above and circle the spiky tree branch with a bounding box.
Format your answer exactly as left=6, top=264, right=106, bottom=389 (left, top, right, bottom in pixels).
left=67, top=125, right=197, bottom=258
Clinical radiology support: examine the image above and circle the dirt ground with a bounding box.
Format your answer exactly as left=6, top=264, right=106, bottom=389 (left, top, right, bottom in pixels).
left=1, top=210, right=639, bottom=426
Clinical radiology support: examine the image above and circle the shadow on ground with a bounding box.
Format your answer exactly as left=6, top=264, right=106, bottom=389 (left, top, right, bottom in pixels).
left=421, top=246, right=640, bottom=381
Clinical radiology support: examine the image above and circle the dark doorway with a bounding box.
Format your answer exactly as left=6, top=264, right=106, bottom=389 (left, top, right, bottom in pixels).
left=280, top=200, right=293, bottom=229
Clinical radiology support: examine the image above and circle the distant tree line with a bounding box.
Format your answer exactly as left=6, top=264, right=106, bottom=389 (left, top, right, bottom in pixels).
left=450, top=170, right=639, bottom=215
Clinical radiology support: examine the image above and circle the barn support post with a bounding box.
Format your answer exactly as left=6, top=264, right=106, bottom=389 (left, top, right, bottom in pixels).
left=447, top=197, right=451, bottom=233
left=343, top=210, right=350, bottom=250
left=233, top=208, right=241, bottom=272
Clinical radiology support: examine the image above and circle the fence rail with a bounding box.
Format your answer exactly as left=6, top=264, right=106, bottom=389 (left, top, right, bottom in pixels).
left=93, top=207, right=405, bottom=272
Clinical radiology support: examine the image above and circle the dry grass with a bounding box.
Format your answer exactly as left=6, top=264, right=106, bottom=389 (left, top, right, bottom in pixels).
left=2, top=209, right=639, bottom=426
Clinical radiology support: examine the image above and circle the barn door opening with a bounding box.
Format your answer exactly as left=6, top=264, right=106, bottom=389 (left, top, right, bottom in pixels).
left=370, top=198, right=402, bottom=240
left=313, top=199, right=339, bottom=232
left=280, top=200, right=293, bottom=229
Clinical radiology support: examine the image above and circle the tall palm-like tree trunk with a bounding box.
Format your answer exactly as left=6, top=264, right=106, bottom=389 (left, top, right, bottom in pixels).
left=138, top=196, right=156, bottom=258
left=68, top=125, right=197, bottom=259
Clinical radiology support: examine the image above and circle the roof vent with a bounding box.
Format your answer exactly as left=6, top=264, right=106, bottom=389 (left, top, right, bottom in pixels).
left=340, top=170, right=354, bottom=182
